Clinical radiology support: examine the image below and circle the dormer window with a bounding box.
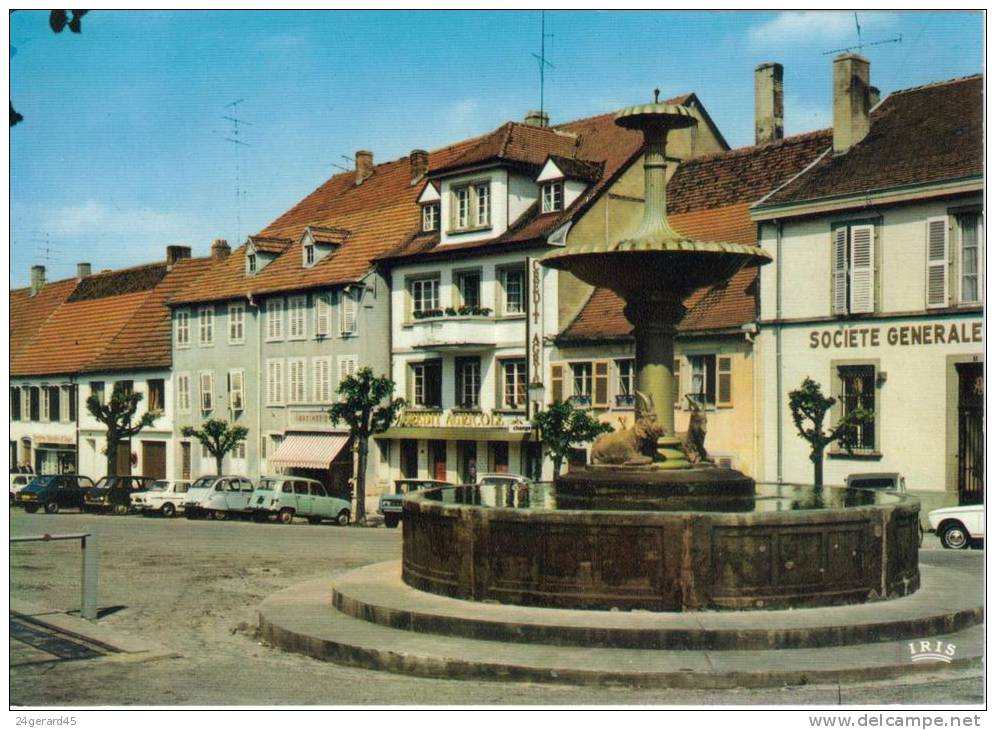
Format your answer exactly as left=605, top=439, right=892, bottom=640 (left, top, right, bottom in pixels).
left=422, top=203, right=439, bottom=232
left=451, top=182, right=491, bottom=232
left=304, top=244, right=315, bottom=267
left=542, top=181, right=564, bottom=213
left=247, top=254, right=257, bottom=275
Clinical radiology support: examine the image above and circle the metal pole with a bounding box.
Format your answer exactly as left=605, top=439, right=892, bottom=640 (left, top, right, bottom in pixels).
left=80, top=531, right=97, bottom=620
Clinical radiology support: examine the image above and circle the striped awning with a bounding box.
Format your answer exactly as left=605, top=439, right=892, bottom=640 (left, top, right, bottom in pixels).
left=269, top=433, right=350, bottom=469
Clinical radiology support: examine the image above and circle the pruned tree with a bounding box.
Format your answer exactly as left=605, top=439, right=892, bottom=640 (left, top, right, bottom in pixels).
left=531, top=400, right=613, bottom=477
left=181, top=419, right=249, bottom=476
left=788, top=376, right=873, bottom=487
left=328, top=367, right=406, bottom=525
left=86, top=382, right=160, bottom=477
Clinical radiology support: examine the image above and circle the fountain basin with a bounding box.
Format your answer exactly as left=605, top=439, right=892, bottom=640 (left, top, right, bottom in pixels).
left=401, top=481, right=920, bottom=612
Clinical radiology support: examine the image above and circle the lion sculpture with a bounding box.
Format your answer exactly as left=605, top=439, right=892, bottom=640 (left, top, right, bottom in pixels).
left=591, top=391, right=664, bottom=466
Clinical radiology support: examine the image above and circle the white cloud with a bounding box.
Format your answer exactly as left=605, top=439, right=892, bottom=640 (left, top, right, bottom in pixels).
left=48, top=199, right=184, bottom=237
left=748, top=11, right=896, bottom=50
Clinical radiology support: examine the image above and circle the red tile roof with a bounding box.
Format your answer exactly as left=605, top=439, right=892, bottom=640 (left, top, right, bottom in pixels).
left=760, top=75, right=982, bottom=207
left=9, top=278, right=79, bottom=365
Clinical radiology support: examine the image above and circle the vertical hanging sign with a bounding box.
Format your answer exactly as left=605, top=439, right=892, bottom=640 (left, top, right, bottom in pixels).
left=526, top=257, right=545, bottom=419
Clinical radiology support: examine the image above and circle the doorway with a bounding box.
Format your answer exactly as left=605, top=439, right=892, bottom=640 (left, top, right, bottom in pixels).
left=142, top=441, right=167, bottom=480
left=429, top=440, right=447, bottom=481
left=956, top=362, right=984, bottom=505
left=400, top=439, right=418, bottom=479
left=488, top=441, right=509, bottom=474
left=458, top=441, right=477, bottom=484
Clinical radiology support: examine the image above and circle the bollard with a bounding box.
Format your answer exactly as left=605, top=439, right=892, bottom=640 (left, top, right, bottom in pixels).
left=80, top=531, right=98, bottom=621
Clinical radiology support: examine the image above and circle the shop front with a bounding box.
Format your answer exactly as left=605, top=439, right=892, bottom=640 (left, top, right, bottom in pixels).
left=267, top=410, right=354, bottom=498
left=31, top=433, right=77, bottom=474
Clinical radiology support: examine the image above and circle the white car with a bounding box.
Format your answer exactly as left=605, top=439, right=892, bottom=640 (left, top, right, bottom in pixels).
left=928, top=504, right=985, bottom=550
left=9, top=473, right=32, bottom=505
left=184, top=475, right=255, bottom=520
left=131, top=479, right=191, bottom=518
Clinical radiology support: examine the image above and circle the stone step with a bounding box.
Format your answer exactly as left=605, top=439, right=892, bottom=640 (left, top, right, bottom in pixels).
left=259, top=576, right=984, bottom=689
left=330, top=561, right=982, bottom=651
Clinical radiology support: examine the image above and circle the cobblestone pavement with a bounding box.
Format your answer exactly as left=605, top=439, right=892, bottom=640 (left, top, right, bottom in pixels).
left=9, top=510, right=984, bottom=707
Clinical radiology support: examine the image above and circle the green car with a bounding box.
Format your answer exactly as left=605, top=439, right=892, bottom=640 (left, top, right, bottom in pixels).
left=16, top=474, right=96, bottom=514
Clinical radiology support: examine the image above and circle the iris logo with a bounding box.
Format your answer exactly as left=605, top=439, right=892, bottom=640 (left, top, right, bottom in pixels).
left=908, top=640, right=957, bottom=663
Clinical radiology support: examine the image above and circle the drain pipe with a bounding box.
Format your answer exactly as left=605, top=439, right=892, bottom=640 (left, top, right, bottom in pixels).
left=774, top=220, right=784, bottom=485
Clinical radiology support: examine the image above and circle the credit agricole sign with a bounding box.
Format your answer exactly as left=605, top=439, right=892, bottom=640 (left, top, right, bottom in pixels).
left=808, top=320, right=983, bottom=350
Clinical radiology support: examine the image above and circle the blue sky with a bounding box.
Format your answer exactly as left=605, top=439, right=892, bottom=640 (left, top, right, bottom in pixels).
left=9, top=10, right=983, bottom=287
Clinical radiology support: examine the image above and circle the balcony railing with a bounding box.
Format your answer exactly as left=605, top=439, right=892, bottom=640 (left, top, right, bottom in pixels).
left=567, top=395, right=592, bottom=408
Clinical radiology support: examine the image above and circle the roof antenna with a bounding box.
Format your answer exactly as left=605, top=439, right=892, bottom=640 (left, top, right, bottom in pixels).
left=654, top=88, right=660, bottom=104
left=531, top=10, right=555, bottom=119
left=222, top=99, right=252, bottom=243
left=822, top=12, right=901, bottom=55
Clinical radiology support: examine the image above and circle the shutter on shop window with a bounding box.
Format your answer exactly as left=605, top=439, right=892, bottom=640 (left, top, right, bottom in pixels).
left=593, top=361, right=609, bottom=407
left=551, top=364, right=564, bottom=404
left=849, top=224, right=875, bottom=314
left=832, top=226, right=849, bottom=315
left=717, top=357, right=733, bottom=407
left=925, top=217, right=949, bottom=308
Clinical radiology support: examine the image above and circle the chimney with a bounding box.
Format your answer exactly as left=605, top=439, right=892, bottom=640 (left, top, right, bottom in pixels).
left=30, top=265, right=45, bottom=296
left=355, top=150, right=374, bottom=185
left=869, top=85, right=881, bottom=109
left=524, top=110, right=550, bottom=128
left=754, top=62, right=784, bottom=145
left=166, top=244, right=192, bottom=268
left=211, top=239, right=231, bottom=261
left=833, top=53, right=871, bottom=154
left=76, top=262, right=91, bottom=281
left=409, top=149, right=429, bottom=184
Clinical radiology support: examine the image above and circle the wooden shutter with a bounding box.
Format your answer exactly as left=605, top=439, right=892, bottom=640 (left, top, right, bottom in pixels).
left=341, top=290, right=357, bottom=335
left=717, top=356, right=733, bottom=407
left=315, top=294, right=330, bottom=337
left=673, top=358, right=681, bottom=407
left=551, top=364, right=564, bottom=404
left=832, top=226, right=849, bottom=315
left=593, top=361, right=609, bottom=407
left=849, top=224, right=874, bottom=314
left=926, top=217, right=949, bottom=308
left=200, top=372, right=213, bottom=411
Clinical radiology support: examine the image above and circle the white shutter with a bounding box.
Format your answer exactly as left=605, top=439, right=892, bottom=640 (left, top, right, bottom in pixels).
left=340, top=290, right=357, bottom=335
left=832, top=227, right=849, bottom=315
left=200, top=372, right=213, bottom=411
left=315, top=294, right=331, bottom=337
left=848, top=224, right=874, bottom=314
left=926, top=217, right=949, bottom=308
left=337, top=356, right=357, bottom=387
left=229, top=370, right=244, bottom=411
left=267, top=299, right=284, bottom=340
left=313, top=357, right=331, bottom=402
left=266, top=360, right=284, bottom=405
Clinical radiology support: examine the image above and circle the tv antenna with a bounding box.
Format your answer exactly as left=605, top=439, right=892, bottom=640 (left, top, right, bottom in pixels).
left=531, top=11, right=555, bottom=118
left=822, top=13, right=902, bottom=55
left=222, top=99, right=252, bottom=243
left=31, top=233, right=61, bottom=265
left=327, top=153, right=354, bottom=174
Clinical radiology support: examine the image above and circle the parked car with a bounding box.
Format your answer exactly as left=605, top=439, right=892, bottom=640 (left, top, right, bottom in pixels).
left=15, top=474, right=95, bottom=514
left=378, top=479, right=453, bottom=528
left=131, top=479, right=191, bottom=517
left=84, top=475, right=157, bottom=515
left=249, top=476, right=351, bottom=525
left=184, top=475, right=255, bottom=519
left=476, top=473, right=533, bottom=508
left=845, top=472, right=906, bottom=492
left=928, top=504, right=985, bottom=550
left=10, top=473, right=32, bottom=505
left=477, top=473, right=530, bottom=488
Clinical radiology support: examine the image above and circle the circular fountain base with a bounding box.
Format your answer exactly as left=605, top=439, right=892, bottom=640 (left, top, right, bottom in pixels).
left=401, top=479, right=920, bottom=612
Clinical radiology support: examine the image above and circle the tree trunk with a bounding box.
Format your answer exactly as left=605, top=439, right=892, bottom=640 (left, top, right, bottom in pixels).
left=813, top=448, right=824, bottom=488
left=106, top=436, right=118, bottom=477
left=552, top=455, right=563, bottom=477
left=215, top=453, right=224, bottom=475
left=354, top=438, right=368, bottom=525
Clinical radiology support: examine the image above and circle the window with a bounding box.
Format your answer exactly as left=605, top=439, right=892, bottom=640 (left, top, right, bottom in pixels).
left=28, top=386, right=40, bottom=421
left=233, top=441, right=246, bottom=460
left=422, top=204, right=439, bottom=232
left=228, top=370, right=244, bottom=411
left=147, top=379, right=165, bottom=412
left=688, top=354, right=717, bottom=408
left=175, top=310, right=190, bottom=347
left=542, top=181, right=564, bottom=213
left=288, top=358, right=306, bottom=404
left=266, top=298, right=284, bottom=341
left=501, top=359, right=527, bottom=410
left=616, top=359, right=635, bottom=407
left=340, top=289, right=358, bottom=336
left=551, top=364, right=564, bottom=404
left=199, top=371, right=214, bottom=412
left=314, top=293, right=331, bottom=337
left=717, top=356, right=733, bottom=407
left=570, top=363, right=593, bottom=406
left=90, top=381, right=105, bottom=406
left=198, top=306, right=214, bottom=345
left=10, top=387, right=21, bottom=421
left=410, top=277, right=439, bottom=315
left=313, top=357, right=332, bottom=403
left=337, top=356, right=357, bottom=389
left=247, top=253, right=257, bottom=275
left=456, top=271, right=481, bottom=309
left=266, top=359, right=284, bottom=405
left=500, top=266, right=525, bottom=315
left=176, top=373, right=191, bottom=413
left=411, top=360, right=442, bottom=408
left=288, top=296, right=306, bottom=339
left=455, top=357, right=481, bottom=409
left=832, top=223, right=875, bottom=315
left=117, top=380, right=134, bottom=396
left=66, top=385, right=76, bottom=422
left=838, top=365, right=876, bottom=452
left=958, top=212, right=982, bottom=304
left=47, top=386, right=61, bottom=421
left=451, top=182, right=491, bottom=231
left=228, top=303, right=245, bottom=344
left=304, top=244, right=315, bottom=267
